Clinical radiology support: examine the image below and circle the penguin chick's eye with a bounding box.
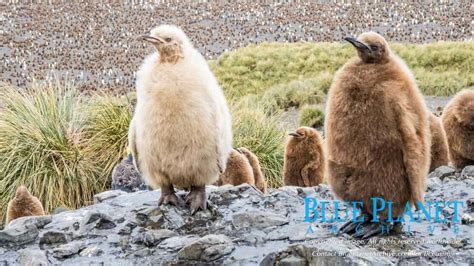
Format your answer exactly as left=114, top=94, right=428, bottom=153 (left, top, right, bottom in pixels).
left=165, top=37, right=172, bottom=42
left=370, top=45, right=379, bottom=51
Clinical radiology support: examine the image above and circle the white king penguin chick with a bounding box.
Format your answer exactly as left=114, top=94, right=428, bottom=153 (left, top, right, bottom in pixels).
left=129, top=25, right=232, bottom=214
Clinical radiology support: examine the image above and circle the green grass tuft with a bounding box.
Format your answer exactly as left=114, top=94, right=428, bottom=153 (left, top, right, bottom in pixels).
left=299, top=105, right=325, bottom=128
left=261, top=73, right=331, bottom=112
left=231, top=99, right=287, bottom=188
left=83, top=94, right=134, bottom=176
left=0, top=81, right=107, bottom=227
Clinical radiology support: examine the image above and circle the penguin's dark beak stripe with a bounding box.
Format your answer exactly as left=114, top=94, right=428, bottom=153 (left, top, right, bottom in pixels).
left=138, top=35, right=165, bottom=44
left=344, top=37, right=370, bottom=51
left=289, top=132, right=302, bottom=137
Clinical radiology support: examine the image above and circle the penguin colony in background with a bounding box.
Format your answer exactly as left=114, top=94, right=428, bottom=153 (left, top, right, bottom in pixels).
left=5, top=26, right=473, bottom=235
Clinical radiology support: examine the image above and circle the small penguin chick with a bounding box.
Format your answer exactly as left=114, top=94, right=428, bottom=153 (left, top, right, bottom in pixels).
left=284, top=127, right=325, bottom=187
left=237, top=147, right=268, bottom=193
left=6, top=186, right=45, bottom=226
left=442, top=89, right=474, bottom=170
left=217, top=149, right=255, bottom=187
left=428, top=113, right=449, bottom=172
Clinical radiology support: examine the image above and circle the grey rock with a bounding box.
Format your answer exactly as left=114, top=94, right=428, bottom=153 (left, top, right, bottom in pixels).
left=428, top=166, right=456, bottom=180
left=18, top=249, right=47, bottom=266
left=0, top=178, right=472, bottom=265
left=159, top=235, right=200, bottom=251
left=461, top=213, right=473, bottom=225
left=232, top=211, right=289, bottom=229
left=266, top=223, right=327, bottom=241
left=461, top=166, right=474, bottom=179
left=78, top=212, right=116, bottom=234
left=6, top=216, right=52, bottom=230
left=0, top=226, right=38, bottom=247
left=79, top=246, right=103, bottom=257
left=52, top=241, right=86, bottom=259
left=467, top=198, right=474, bottom=208
left=177, top=234, right=234, bottom=262
left=53, top=206, right=69, bottom=215
left=132, top=229, right=178, bottom=247
left=279, top=255, right=306, bottom=266
left=39, top=230, right=71, bottom=245
left=93, top=190, right=128, bottom=204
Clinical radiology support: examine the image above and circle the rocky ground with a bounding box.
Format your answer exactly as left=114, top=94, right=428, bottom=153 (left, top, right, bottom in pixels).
left=0, top=166, right=473, bottom=265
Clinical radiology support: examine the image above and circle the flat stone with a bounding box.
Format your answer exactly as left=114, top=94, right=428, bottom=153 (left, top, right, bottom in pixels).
left=158, top=235, right=200, bottom=251
left=53, top=206, right=69, bottom=215
left=461, top=213, right=473, bottom=225
left=461, top=166, right=474, bottom=179
left=133, top=229, right=178, bottom=247
left=279, top=255, right=306, bottom=266
left=6, top=215, right=52, bottom=230
left=266, top=223, right=326, bottom=241
left=0, top=226, right=38, bottom=247
left=18, top=249, right=48, bottom=266
left=52, top=241, right=86, bottom=259
left=177, top=234, right=234, bottom=262
left=232, top=211, right=289, bottom=230
left=78, top=212, right=116, bottom=234
left=39, top=230, right=71, bottom=245
left=428, top=166, right=456, bottom=180
left=79, top=246, right=103, bottom=257
left=93, top=190, right=128, bottom=204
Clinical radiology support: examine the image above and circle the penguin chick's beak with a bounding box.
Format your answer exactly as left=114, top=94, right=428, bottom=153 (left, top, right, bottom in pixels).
left=138, top=35, right=165, bottom=44
left=289, top=132, right=303, bottom=138
left=344, top=37, right=370, bottom=52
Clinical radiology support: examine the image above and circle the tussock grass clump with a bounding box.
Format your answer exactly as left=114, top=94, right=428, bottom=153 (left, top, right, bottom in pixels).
left=212, top=41, right=474, bottom=100
left=83, top=95, right=134, bottom=175
left=299, top=105, right=325, bottom=128
left=0, top=81, right=105, bottom=227
left=262, top=72, right=331, bottom=112
left=231, top=100, right=287, bottom=188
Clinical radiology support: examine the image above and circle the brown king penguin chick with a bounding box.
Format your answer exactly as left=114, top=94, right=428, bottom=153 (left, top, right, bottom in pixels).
left=283, top=127, right=325, bottom=187
left=441, top=89, right=474, bottom=170
left=130, top=25, right=233, bottom=214
left=237, top=147, right=268, bottom=193
left=6, top=186, right=45, bottom=226
left=428, top=113, right=449, bottom=172
left=217, top=149, right=255, bottom=187
left=325, top=32, right=431, bottom=238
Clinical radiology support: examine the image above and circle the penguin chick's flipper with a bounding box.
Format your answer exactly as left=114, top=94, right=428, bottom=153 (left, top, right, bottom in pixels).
left=185, top=186, right=207, bottom=215
left=158, top=185, right=183, bottom=206
left=353, top=221, right=395, bottom=239
left=339, top=214, right=370, bottom=235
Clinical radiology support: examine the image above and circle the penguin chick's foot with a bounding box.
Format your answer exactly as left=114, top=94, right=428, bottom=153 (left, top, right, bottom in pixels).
left=353, top=221, right=396, bottom=239
left=158, top=185, right=183, bottom=206
left=339, top=214, right=370, bottom=235
left=185, top=186, right=207, bottom=215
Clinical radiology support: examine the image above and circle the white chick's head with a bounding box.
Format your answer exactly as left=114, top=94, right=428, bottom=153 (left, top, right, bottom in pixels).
left=138, top=25, right=192, bottom=64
